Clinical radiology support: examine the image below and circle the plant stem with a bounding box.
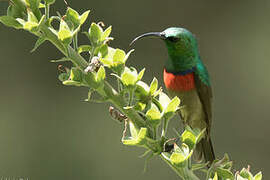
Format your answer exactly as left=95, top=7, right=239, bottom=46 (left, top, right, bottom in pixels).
left=45, top=3, right=50, bottom=20
left=128, top=89, right=134, bottom=106
left=73, top=33, right=78, bottom=51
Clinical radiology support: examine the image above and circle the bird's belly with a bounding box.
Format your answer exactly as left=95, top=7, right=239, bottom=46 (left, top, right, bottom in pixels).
left=168, top=89, right=207, bottom=130
left=163, top=69, right=206, bottom=130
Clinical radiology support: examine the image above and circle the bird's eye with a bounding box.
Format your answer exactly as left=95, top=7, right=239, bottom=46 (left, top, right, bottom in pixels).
left=167, top=37, right=180, bottom=42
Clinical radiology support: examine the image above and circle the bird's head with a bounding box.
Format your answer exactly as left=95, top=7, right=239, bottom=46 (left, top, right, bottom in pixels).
left=130, top=27, right=199, bottom=71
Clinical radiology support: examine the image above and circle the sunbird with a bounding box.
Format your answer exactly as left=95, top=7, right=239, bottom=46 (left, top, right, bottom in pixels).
left=130, top=27, right=215, bottom=164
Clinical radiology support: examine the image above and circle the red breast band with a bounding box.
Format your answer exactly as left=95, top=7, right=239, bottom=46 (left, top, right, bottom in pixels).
left=163, top=69, right=195, bottom=91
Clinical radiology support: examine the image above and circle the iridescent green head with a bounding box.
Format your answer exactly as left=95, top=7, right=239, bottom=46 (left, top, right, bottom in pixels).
left=131, top=27, right=199, bottom=72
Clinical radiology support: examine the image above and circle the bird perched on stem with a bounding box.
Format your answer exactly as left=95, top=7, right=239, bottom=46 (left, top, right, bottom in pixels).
left=130, top=27, right=215, bottom=164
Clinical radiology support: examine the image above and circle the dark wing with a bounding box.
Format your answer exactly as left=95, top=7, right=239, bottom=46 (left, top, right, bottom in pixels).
left=194, top=63, right=213, bottom=134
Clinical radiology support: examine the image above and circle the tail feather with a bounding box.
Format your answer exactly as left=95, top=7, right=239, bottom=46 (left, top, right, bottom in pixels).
left=193, top=141, right=204, bottom=162
left=193, top=137, right=215, bottom=165
left=202, top=137, right=215, bottom=164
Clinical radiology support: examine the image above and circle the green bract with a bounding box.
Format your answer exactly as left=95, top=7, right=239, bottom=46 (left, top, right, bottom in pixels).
left=86, top=23, right=112, bottom=46
left=181, top=126, right=205, bottom=150
left=236, top=168, right=262, bottom=180
left=14, top=10, right=45, bottom=32
left=27, top=0, right=42, bottom=20
left=65, top=8, right=90, bottom=30
left=58, top=19, right=73, bottom=45
left=135, top=81, right=150, bottom=100
left=6, top=0, right=27, bottom=19
left=0, top=16, right=23, bottom=29
left=120, top=67, right=145, bottom=87
left=161, top=143, right=193, bottom=168
left=146, top=106, right=161, bottom=127
left=100, top=48, right=134, bottom=73
left=122, top=127, right=147, bottom=146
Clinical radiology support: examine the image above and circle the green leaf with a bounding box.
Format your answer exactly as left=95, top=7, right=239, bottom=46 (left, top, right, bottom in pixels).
left=79, top=10, right=90, bottom=25
left=6, top=1, right=27, bottom=19
left=162, top=96, right=180, bottom=122
left=16, top=18, right=26, bottom=26
left=239, top=168, right=253, bottom=180
left=105, top=47, right=116, bottom=59
left=135, top=81, right=150, bottom=100
left=88, top=23, right=103, bottom=45
left=58, top=19, right=73, bottom=44
left=69, top=68, right=82, bottom=82
left=181, top=143, right=191, bottom=156
left=96, top=66, right=106, bottom=83
left=134, top=102, right=146, bottom=111
left=63, top=80, right=82, bottom=86
left=28, top=0, right=42, bottom=20
left=149, top=77, right=158, bottom=96
left=66, top=7, right=80, bottom=28
left=254, top=172, right=262, bottom=180
left=99, top=58, right=113, bottom=67
left=113, top=49, right=126, bottom=64
left=24, top=21, right=39, bottom=31
left=31, top=36, right=46, bottom=53
left=122, top=49, right=134, bottom=63
left=122, top=128, right=147, bottom=146
left=58, top=72, right=69, bottom=82
left=27, top=10, right=38, bottom=23
left=129, top=121, right=138, bottom=138
left=236, top=176, right=248, bottom=180
left=216, top=167, right=234, bottom=180
left=50, top=57, right=70, bottom=63
left=99, top=47, right=115, bottom=67
left=222, top=161, right=233, bottom=170
left=170, top=152, right=186, bottom=166
left=159, top=92, right=171, bottom=110
left=82, top=73, right=99, bottom=89
left=146, top=108, right=161, bottom=126
left=153, top=87, right=162, bottom=97
left=0, top=16, right=23, bottom=29
left=121, top=67, right=138, bottom=86
left=58, top=29, right=72, bottom=45
left=101, top=26, right=112, bottom=41
left=78, top=45, right=92, bottom=54
left=121, top=72, right=137, bottom=86
left=59, top=19, right=70, bottom=31
left=67, top=7, right=79, bottom=20
left=165, top=96, right=180, bottom=114
left=181, top=127, right=206, bottom=150
left=137, top=68, right=145, bottom=81
left=181, top=130, right=196, bottom=149
left=97, top=44, right=108, bottom=58
left=7, top=5, right=13, bottom=17
left=39, top=3, right=45, bottom=8
left=213, top=173, right=218, bottom=180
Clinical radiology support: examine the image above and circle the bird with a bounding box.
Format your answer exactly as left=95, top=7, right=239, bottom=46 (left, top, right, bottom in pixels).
left=130, top=27, right=215, bottom=164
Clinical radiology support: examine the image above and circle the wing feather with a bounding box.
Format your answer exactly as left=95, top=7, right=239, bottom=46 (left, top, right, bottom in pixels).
left=194, top=60, right=213, bottom=134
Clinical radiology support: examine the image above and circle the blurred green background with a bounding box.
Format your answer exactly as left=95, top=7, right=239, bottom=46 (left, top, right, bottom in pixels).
left=0, top=0, right=270, bottom=179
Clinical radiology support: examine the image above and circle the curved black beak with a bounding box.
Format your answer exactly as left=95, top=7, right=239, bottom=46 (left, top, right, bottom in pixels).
left=130, top=32, right=165, bottom=46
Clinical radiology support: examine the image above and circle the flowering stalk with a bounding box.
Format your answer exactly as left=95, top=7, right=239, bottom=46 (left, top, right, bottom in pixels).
left=0, top=1, right=262, bottom=180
